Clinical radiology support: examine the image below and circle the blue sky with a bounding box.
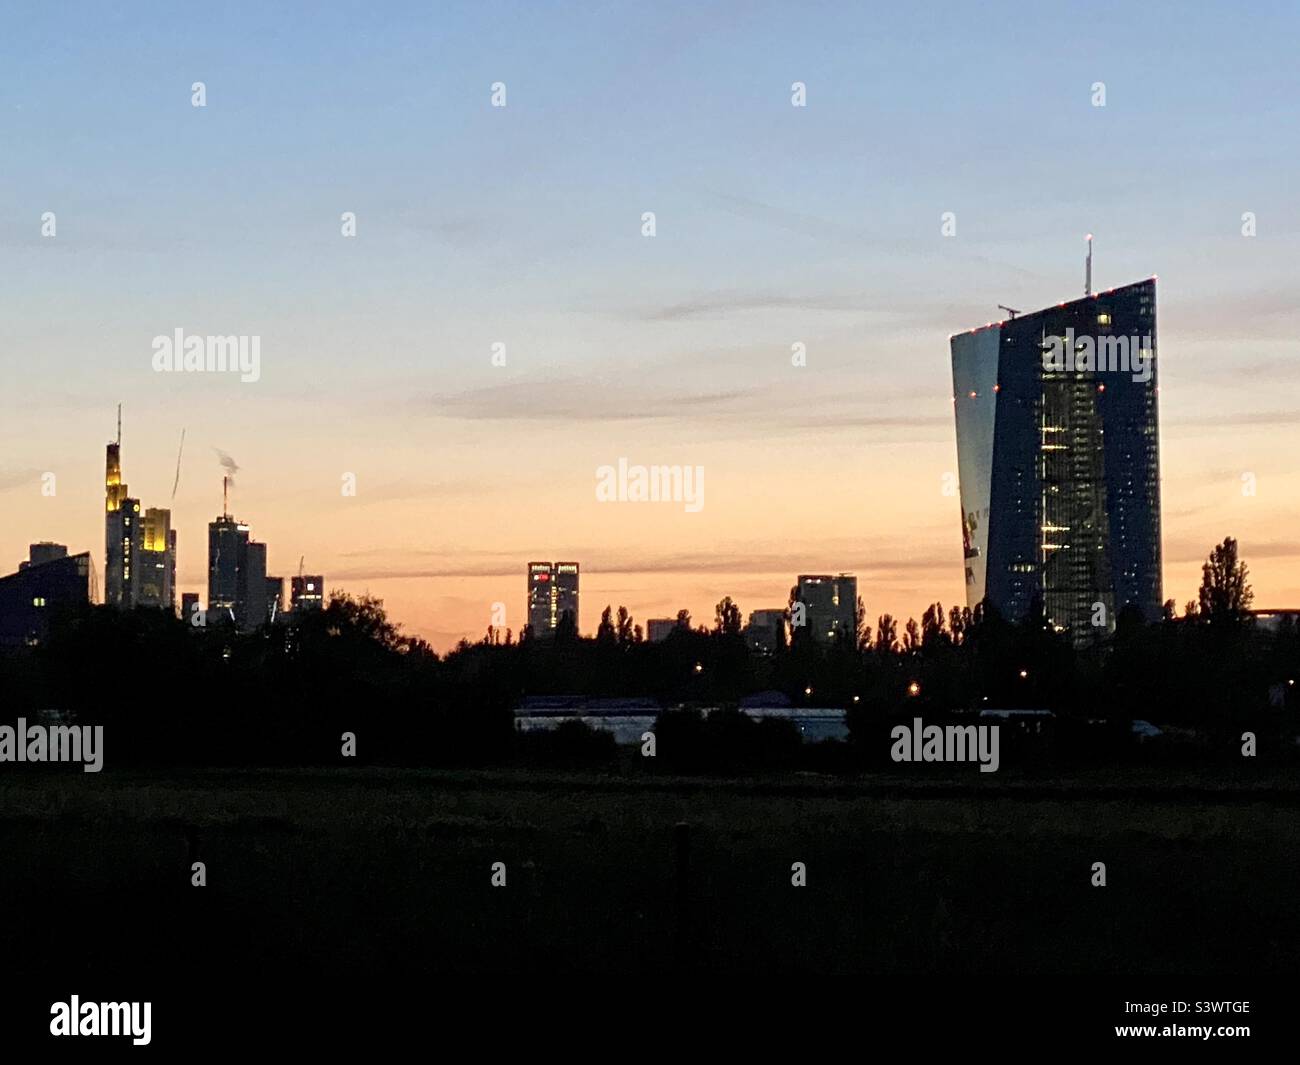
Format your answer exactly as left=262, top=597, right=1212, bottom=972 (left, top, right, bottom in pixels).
left=3, top=1, right=1299, bottom=645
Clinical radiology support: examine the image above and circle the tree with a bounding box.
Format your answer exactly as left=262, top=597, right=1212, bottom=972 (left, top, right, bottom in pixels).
left=616, top=605, right=635, bottom=647
left=713, top=596, right=742, bottom=637
left=1197, top=537, right=1253, bottom=626
left=596, top=606, right=617, bottom=645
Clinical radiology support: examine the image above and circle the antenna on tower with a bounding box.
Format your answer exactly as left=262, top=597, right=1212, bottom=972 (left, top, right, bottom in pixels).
left=116, top=404, right=122, bottom=446
left=997, top=304, right=1020, bottom=319
left=222, top=475, right=229, bottom=519
left=1085, top=233, right=1093, bottom=296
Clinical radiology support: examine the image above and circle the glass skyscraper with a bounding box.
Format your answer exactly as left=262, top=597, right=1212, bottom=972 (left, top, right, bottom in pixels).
left=950, top=278, right=1162, bottom=644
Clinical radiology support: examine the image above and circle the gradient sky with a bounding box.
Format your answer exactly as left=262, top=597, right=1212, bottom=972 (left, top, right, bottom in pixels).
left=3, top=1, right=1299, bottom=649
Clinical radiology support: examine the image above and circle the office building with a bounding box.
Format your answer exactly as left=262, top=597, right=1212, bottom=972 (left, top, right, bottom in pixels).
left=207, top=479, right=272, bottom=631
left=950, top=277, right=1162, bottom=644
left=792, top=574, right=857, bottom=644
left=291, top=574, right=325, bottom=613
left=745, top=608, right=788, bottom=654
left=138, top=508, right=176, bottom=611
left=527, top=561, right=580, bottom=636
left=646, top=618, right=677, bottom=643
left=265, top=576, right=284, bottom=623
left=0, top=549, right=91, bottom=647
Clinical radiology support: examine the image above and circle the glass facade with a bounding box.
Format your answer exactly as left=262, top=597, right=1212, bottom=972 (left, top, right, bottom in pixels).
left=950, top=279, right=1162, bottom=644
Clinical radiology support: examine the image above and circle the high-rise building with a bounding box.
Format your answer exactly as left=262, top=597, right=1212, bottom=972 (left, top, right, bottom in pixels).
left=291, top=575, right=324, bottom=613
left=207, top=514, right=247, bottom=624
left=554, top=562, right=579, bottom=631
left=104, top=412, right=169, bottom=611
left=745, top=608, right=788, bottom=654
left=105, top=432, right=143, bottom=608
left=138, top=508, right=176, bottom=611
left=207, top=479, right=271, bottom=631
left=792, top=574, right=857, bottom=644
left=265, top=576, right=284, bottom=623
left=242, top=541, right=268, bottom=630
left=950, top=277, right=1162, bottom=644
left=527, top=561, right=580, bottom=636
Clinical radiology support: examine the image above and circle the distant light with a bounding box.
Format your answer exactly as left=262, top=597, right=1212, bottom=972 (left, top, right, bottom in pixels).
left=694, top=662, right=703, bottom=674
left=993, top=384, right=1001, bottom=393
left=1097, top=383, right=1105, bottom=392
left=804, top=686, right=813, bottom=696
left=1086, top=233, right=1093, bottom=241
left=907, top=681, right=920, bottom=697
left=852, top=695, right=861, bottom=703
left=969, top=391, right=978, bottom=398
left=1019, top=669, right=1028, bottom=679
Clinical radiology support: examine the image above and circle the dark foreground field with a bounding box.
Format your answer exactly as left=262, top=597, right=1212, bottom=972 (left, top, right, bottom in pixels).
left=2, top=766, right=1298, bottom=976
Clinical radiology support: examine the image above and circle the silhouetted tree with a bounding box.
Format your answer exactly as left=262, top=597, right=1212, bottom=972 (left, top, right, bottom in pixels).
left=1198, top=537, right=1253, bottom=626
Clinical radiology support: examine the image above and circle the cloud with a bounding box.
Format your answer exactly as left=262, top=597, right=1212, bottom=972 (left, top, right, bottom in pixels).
left=330, top=541, right=957, bottom=583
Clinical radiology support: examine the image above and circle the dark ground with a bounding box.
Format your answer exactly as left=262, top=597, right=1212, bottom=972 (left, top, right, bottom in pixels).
left=2, top=765, right=1297, bottom=978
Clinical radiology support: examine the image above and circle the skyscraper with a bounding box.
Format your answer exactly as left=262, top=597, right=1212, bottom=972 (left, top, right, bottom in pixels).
left=527, top=561, right=580, bottom=636
left=138, top=508, right=176, bottom=611
left=950, top=277, right=1162, bottom=644
left=207, top=477, right=270, bottom=631
left=792, top=574, right=857, bottom=644
left=207, top=513, right=247, bottom=624
left=104, top=425, right=141, bottom=608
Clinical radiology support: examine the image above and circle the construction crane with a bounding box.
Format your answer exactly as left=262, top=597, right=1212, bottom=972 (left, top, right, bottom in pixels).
left=997, top=304, right=1020, bottom=319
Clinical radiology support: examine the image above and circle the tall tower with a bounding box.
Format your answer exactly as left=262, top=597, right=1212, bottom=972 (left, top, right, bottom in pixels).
left=527, top=561, right=580, bottom=636
left=208, top=479, right=248, bottom=625
left=950, top=277, right=1162, bottom=645
left=138, top=508, right=176, bottom=611
left=104, top=408, right=141, bottom=608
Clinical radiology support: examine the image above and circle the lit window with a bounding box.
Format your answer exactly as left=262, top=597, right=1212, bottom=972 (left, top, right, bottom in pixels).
left=33, top=597, right=46, bottom=607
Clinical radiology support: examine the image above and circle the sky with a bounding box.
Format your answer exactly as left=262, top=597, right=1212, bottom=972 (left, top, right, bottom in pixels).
left=2, top=1, right=1299, bottom=650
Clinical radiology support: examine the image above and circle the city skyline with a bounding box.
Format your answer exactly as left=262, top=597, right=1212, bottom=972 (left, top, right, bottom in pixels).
left=3, top=3, right=1300, bottom=650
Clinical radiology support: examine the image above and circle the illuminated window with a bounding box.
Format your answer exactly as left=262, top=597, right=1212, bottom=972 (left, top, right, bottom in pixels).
left=1097, top=313, right=1111, bottom=325
left=33, top=597, right=46, bottom=607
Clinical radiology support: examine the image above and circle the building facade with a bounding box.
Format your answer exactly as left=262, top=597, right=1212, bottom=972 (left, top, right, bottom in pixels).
left=792, top=574, right=857, bottom=644
left=0, top=550, right=91, bottom=647
left=527, top=561, right=580, bottom=636
left=949, top=278, right=1162, bottom=644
